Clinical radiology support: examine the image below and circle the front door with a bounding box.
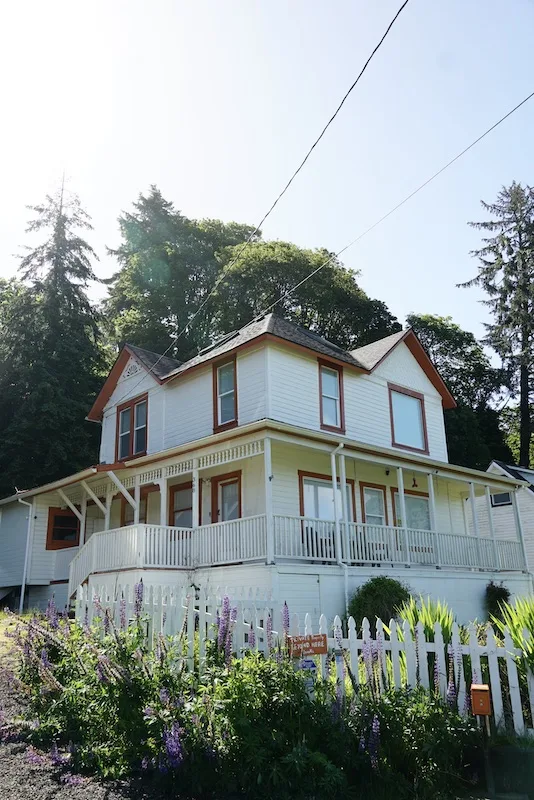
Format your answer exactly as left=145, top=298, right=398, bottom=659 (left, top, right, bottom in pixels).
left=211, top=472, right=241, bottom=523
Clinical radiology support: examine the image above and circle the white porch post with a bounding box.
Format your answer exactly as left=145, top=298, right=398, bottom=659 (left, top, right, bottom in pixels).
left=511, top=489, right=529, bottom=571
left=469, top=482, right=481, bottom=568
left=192, top=458, right=200, bottom=528
left=485, top=486, right=498, bottom=569
left=159, top=475, right=168, bottom=526
left=264, top=437, right=274, bottom=564
left=339, top=453, right=348, bottom=561
left=396, top=467, right=409, bottom=565
left=104, top=487, right=113, bottom=530
left=427, top=473, right=438, bottom=566
left=79, top=490, right=88, bottom=547
left=331, top=450, right=343, bottom=565
left=133, top=475, right=141, bottom=524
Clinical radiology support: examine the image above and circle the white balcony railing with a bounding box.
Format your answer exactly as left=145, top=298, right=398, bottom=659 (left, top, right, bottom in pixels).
left=68, top=515, right=526, bottom=595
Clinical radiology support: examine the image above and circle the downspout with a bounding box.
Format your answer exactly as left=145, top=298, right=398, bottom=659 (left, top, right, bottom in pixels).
left=18, top=498, right=34, bottom=614
left=330, top=443, right=349, bottom=614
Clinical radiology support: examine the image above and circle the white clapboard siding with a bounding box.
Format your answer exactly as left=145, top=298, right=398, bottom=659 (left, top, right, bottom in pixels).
left=77, top=583, right=534, bottom=735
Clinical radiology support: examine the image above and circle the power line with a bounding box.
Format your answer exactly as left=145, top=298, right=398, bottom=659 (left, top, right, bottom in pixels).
left=249, top=88, right=534, bottom=322
left=111, top=0, right=411, bottom=406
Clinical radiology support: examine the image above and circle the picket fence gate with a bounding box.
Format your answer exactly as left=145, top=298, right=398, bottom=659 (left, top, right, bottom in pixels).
left=76, top=582, right=534, bottom=736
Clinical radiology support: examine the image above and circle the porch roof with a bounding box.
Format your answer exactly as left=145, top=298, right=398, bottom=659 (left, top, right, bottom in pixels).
left=2, top=419, right=527, bottom=506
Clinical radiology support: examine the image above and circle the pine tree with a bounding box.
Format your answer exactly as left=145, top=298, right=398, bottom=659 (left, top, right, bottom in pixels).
left=459, top=183, right=534, bottom=467
left=0, top=186, right=105, bottom=496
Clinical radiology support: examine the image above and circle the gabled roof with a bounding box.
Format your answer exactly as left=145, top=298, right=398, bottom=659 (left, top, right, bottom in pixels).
left=351, top=327, right=456, bottom=410
left=87, top=314, right=456, bottom=421
left=490, top=460, right=534, bottom=493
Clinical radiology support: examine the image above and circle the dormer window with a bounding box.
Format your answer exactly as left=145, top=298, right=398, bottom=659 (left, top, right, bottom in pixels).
left=319, top=360, right=345, bottom=433
left=388, top=383, right=428, bottom=454
left=116, top=394, right=148, bottom=461
left=213, top=356, right=237, bottom=432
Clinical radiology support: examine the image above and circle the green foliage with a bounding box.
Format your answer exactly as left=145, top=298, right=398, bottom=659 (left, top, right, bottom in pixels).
left=485, top=581, right=511, bottom=622
left=407, top=313, right=512, bottom=469
left=8, top=598, right=480, bottom=800
left=493, top=596, right=534, bottom=670
left=397, top=595, right=455, bottom=643
left=348, top=577, right=411, bottom=632
left=459, top=182, right=534, bottom=467
left=0, top=189, right=107, bottom=497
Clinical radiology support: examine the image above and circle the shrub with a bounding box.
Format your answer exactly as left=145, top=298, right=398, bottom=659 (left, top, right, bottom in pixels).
left=397, top=595, right=455, bottom=643
left=485, top=580, right=511, bottom=622
left=348, top=577, right=411, bottom=632
left=493, top=596, right=534, bottom=669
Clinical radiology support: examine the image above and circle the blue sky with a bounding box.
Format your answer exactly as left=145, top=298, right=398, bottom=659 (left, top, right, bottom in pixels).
left=1, top=0, right=533, bottom=342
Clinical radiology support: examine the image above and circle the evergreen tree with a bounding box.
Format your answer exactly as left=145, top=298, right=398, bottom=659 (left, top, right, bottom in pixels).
left=407, top=314, right=512, bottom=469
left=0, top=187, right=105, bottom=496
left=105, top=186, right=257, bottom=359
left=459, top=183, right=534, bottom=466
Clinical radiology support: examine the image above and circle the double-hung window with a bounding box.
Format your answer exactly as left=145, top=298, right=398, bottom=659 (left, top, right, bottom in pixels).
left=116, top=394, right=148, bottom=460
left=46, top=508, right=80, bottom=550
left=392, top=491, right=430, bottom=530
left=213, top=358, right=237, bottom=431
left=301, top=474, right=353, bottom=521
left=361, top=485, right=387, bottom=527
left=319, top=361, right=344, bottom=432
left=388, top=384, right=428, bottom=453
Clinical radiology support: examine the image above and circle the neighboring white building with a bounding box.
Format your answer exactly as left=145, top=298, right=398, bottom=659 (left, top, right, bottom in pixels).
left=0, top=314, right=530, bottom=622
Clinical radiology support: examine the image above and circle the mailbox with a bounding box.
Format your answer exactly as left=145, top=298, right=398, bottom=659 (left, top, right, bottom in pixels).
left=471, top=684, right=491, bottom=716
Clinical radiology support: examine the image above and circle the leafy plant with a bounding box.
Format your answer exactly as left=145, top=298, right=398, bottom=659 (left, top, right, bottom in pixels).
left=485, top=581, right=511, bottom=622
left=493, top=596, right=534, bottom=669
left=348, top=577, right=411, bottom=633
left=397, top=595, right=455, bottom=643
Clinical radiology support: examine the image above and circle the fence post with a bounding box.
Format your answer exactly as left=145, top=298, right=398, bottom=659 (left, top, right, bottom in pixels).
left=415, top=621, right=428, bottom=688
left=403, top=620, right=417, bottom=687
left=433, top=621, right=447, bottom=696
left=451, top=623, right=466, bottom=715
left=486, top=625, right=504, bottom=728
left=389, top=619, right=402, bottom=689
left=503, top=628, right=525, bottom=735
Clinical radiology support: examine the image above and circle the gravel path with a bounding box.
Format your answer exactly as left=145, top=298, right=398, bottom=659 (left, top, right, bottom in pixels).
left=0, top=616, right=188, bottom=800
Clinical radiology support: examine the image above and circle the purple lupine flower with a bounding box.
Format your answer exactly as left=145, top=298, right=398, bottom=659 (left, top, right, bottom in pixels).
left=23, top=639, right=31, bottom=659
left=334, top=624, right=343, bottom=650
left=50, top=742, right=69, bottom=766
left=433, top=657, right=440, bottom=692
left=446, top=655, right=456, bottom=708
left=40, top=649, right=51, bottom=670
left=96, top=658, right=108, bottom=684
left=225, top=628, right=233, bottom=665
left=218, top=598, right=230, bottom=649
left=141, top=756, right=149, bottom=770
left=368, top=714, right=380, bottom=770
left=248, top=623, right=256, bottom=649
left=160, top=688, right=170, bottom=705
left=45, top=598, right=59, bottom=629
left=26, top=748, right=47, bottom=766
left=119, top=598, right=126, bottom=630
left=83, top=605, right=89, bottom=630
left=163, top=722, right=183, bottom=768
left=134, top=581, right=144, bottom=617
left=358, top=733, right=366, bottom=754
left=363, top=640, right=373, bottom=685
left=103, top=610, right=110, bottom=636
left=266, top=614, right=273, bottom=653
left=60, top=774, right=84, bottom=786
left=230, top=606, right=237, bottom=624
left=143, top=706, right=155, bottom=718
left=282, top=602, right=290, bottom=636
left=162, top=611, right=167, bottom=629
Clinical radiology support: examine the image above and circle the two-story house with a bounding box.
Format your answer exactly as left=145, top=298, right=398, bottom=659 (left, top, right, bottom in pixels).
left=0, top=314, right=530, bottom=622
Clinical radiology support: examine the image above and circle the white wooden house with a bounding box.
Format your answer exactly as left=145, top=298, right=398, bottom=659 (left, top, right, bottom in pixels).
left=0, top=314, right=531, bottom=622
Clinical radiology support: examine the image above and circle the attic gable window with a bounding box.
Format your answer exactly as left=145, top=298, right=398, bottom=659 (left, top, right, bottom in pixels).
left=388, top=383, right=428, bottom=454
left=319, top=360, right=345, bottom=433
left=213, top=356, right=237, bottom=432
left=116, top=394, right=148, bottom=461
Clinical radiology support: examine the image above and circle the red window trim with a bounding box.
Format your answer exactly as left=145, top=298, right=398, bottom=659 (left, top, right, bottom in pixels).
left=388, top=383, right=429, bottom=455
left=46, top=507, right=80, bottom=550
left=297, top=470, right=355, bottom=519
left=168, top=480, right=203, bottom=527
left=211, top=470, right=242, bottom=522
left=212, top=356, right=238, bottom=434
left=318, top=359, right=345, bottom=434
left=120, top=484, right=159, bottom=526
left=359, top=482, right=389, bottom=526
left=115, top=393, right=148, bottom=462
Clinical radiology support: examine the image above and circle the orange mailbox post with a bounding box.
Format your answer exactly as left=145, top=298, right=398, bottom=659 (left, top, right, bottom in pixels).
left=471, top=684, right=491, bottom=717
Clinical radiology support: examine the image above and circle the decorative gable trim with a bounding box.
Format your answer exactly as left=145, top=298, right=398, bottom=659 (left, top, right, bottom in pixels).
left=86, top=346, right=162, bottom=423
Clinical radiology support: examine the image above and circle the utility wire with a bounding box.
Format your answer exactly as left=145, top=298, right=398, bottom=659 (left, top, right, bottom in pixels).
left=111, top=0, right=411, bottom=406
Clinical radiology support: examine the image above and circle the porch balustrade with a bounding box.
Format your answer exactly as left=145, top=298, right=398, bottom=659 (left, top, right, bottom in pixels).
left=68, top=514, right=526, bottom=596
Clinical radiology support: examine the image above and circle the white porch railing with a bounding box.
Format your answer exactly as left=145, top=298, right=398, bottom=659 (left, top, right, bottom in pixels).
left=69, top=515, right=526, bottom=596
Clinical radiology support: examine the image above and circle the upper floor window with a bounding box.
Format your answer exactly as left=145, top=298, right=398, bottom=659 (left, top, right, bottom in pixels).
left=46, top=507, right=80, bottom=550
left=116, top=394, right=148, bottom=461
left=388, top=384, right=428, bottom=454
left=213, top=357, right=237, bottom=432
left=318, top=360, right=344, bottom=432
left=491, top=492, right=512, bottom=507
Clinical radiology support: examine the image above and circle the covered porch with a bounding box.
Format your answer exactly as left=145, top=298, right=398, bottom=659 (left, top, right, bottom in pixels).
left=62, top=426, right=528, bottom=596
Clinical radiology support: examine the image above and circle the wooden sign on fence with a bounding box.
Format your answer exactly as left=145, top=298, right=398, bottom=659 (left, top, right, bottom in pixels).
left=288, top=633, right=328, bottom=657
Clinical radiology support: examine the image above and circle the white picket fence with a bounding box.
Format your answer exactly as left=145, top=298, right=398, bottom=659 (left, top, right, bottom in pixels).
left=75, top=582, right=534, bottom=736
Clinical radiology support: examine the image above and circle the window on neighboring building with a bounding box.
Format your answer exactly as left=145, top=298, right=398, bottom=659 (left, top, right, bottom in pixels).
left=46, top=507, right=80, bottom=550
left=393, top=491, right=430, bottom=530
left=116, top=395, right=148, bottom=460
left=491, top=492, right=512, bottom=507
left=388, top=384, right=428, bottom=453
left=319, top=361, right=344, bottom=431
left=213, top=358, right=237, bottom=430
left=301, top=474, right=354, bottom=521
